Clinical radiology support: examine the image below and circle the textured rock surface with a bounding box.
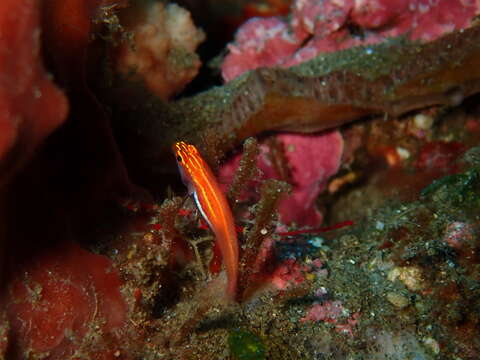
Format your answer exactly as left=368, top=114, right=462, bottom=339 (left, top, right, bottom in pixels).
left=0, top=0, right=68, bottom=185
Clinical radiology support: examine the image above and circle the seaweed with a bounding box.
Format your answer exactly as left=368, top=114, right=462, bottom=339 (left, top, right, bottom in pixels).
left=237, top=179, right=291, bottom=301
left=228, top=137, right=260, bottom=204
left=263, top=137, right=292, bottom=184
left=157, top=196, right=184, bottom=251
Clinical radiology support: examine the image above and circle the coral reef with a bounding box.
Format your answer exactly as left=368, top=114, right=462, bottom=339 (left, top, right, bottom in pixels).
left=2, top=0, right=480, bottom=359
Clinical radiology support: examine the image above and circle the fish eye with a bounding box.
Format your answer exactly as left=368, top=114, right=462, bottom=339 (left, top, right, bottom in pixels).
left=176, top=155, right=183, bottom=162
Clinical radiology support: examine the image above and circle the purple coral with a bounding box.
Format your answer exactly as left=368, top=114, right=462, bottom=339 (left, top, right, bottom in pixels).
left=222, top=0, right=480, bottom=81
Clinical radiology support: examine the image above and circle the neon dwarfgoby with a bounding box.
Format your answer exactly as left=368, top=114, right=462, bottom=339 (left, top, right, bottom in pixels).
left=173, top=141, right=239, bottom=300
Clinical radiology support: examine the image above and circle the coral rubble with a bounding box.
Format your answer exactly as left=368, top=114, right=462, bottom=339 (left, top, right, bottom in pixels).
left=115, top=1, right=205, bottom=101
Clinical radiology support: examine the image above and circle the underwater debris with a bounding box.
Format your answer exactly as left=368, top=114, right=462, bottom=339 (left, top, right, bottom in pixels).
left=388, top=265, right=426, bottom=292
left=275, top=238, right=319, bottom=261
left=115, top=197, right=190, bottom=320
left=270, top=257, right=327, bottom=290
left=385, top=291, right=410, bottom=309
left=114, top=2, right=205, bottom=101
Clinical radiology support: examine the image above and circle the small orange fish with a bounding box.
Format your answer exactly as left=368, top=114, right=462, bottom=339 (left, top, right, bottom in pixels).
left=173, top=141, right=239, bottom=300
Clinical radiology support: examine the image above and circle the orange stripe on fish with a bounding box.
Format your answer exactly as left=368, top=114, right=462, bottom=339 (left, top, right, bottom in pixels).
left=173, top=141, right=239, bottom=300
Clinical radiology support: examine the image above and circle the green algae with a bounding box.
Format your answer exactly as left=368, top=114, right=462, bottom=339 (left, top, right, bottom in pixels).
left=228, top=329, right=266, bottom=360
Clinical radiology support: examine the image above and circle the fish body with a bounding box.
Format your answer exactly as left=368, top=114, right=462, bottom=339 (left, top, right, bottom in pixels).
left=173, top=141, right=238, bottom=300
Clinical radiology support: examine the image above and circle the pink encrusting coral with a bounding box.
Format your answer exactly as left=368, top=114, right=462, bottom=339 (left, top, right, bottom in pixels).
left=222, top=0, right=480, bottom=81
left=269, top=258, right=326, bottom=289
left=269, top=259, right=306, bottom=289
left=220, top=132, right=343, bottom=227
left=301, top=300, right=360, bottom=336
left=276, top=132, right=343, bottom=226
left=351, top=0, right=478, bottom=40
left=301, top=300, right=345, bottom=322
left=221, top=17, right=299, bottom=82
left=116, top=2, right=205, bottom=101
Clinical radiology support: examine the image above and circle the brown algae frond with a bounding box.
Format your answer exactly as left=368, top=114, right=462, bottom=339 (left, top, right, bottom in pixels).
left=238, top=179, right=291, bottom=301
left=228, top=137, right=260, bottom=204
